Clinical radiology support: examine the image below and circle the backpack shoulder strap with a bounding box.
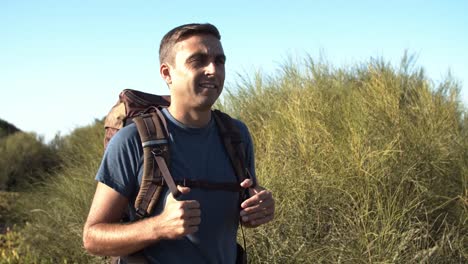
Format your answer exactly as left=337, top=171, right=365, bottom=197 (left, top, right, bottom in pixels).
left=131, top=108, right=252, bottom=219
left=212, top=110, right=254, bottom=186
left=132, top=110, right=180, bottom=219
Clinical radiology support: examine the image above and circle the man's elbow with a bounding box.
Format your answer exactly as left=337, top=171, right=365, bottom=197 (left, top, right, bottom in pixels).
left=82, top=226, right=99, bottom=255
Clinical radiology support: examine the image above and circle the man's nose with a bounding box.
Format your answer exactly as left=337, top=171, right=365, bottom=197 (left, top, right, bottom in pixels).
left=204, top=61, right=218, bottom=76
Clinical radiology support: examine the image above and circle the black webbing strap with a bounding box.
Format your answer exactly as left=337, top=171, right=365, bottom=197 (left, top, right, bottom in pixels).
left=177, top=179, right=241, bottom=192
left=149, top=178, right=242, bottom=192
left=212, top=110, right=253, bottom=186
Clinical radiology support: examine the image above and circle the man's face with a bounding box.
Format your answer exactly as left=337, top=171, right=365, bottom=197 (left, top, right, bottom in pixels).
left=164, top=34, right=226, bottom=111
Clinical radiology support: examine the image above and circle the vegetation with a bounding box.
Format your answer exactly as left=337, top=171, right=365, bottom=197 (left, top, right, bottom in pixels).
left=0, top=132, right=60, bottom=191
left=0, top=119, right=20, bottom=139
left=223, top=55, right=467, bottom=263
left=11, top=121, right=105, bottom=263
left=0, top=55, right=466, bottom=263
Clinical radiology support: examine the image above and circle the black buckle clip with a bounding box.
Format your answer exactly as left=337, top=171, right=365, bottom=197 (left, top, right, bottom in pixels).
left=135, top=208, right=147, bottom=219
left=151, top=149, right=163, bottom=156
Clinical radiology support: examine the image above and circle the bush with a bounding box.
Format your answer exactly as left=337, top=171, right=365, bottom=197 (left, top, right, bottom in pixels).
left=11, top=120, right=105, bottom=263
left=0, top=119, right=20, bottom=139
left=223, top=56, right=467, bottom=263
left=0, top=133, right=59, bottom=190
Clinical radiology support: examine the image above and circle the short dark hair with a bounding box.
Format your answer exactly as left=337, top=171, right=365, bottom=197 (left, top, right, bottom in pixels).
left=159, top=23, right=221, bottom=65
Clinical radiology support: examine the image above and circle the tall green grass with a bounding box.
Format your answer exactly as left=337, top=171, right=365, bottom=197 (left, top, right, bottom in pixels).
left=6, top=55, right=467, bottom=263
left=223, top=55, right=467, bottom=263
left=10, top=122, right=105, bottom=263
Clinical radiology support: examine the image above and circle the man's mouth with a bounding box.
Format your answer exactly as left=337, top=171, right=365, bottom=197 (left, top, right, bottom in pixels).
left=199, top=83, right=217, bottom=89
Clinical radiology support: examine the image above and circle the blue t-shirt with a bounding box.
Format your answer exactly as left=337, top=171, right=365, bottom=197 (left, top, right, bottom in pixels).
left=96, top=108, right=255, bottom=264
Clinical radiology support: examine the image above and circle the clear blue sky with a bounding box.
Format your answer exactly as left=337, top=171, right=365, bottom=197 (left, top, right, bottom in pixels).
left=1, top=0, right=467, bottom=142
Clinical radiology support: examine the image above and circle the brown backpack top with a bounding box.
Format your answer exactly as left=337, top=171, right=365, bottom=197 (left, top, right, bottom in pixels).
left=104, top=89, right=170, bottom=149
left=103, top=89, right=252, bottom=219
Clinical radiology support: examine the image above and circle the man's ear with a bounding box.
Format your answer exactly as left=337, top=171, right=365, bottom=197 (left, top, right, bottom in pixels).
left=160, top=63, right=172, bottom=84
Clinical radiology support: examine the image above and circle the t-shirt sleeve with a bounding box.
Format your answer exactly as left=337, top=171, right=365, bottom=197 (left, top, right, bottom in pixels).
left=95, top=124, right=142, bottom=199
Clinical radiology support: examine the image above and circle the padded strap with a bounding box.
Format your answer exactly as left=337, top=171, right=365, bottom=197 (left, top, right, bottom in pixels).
left=133, top=111, right=173, bottom=218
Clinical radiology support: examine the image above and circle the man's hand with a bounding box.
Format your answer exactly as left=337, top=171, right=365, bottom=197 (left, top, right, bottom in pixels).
left=239, top=179, right=275, bottom=228
left=155, top=186, right=201, bottom=239
left=83, top=183, right=201, bottom=256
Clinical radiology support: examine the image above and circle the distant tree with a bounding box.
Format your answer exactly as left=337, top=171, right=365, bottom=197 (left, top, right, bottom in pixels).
left=0, top=118, right=21, bottom=139
left=0, top=132, right=59, bottom=190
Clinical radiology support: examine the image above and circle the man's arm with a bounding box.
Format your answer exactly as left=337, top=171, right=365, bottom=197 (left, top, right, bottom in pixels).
left=83, top=182, right=200, bottom=256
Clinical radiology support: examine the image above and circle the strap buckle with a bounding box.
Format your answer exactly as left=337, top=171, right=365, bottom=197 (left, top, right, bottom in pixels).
left=135, top=208, right=147, bottom=219
left=151, top=177, right=164, bottom=185
left=151, top=148, right=163, bottom=156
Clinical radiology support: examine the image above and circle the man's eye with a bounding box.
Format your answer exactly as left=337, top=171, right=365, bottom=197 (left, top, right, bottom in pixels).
left=189, top=57, right=206, bottom=66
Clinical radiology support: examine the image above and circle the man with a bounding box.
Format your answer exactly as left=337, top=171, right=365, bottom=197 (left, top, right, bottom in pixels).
left=83, top=23, right=275, bottom=263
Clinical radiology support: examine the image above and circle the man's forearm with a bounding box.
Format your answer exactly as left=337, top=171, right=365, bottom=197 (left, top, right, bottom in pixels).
left=83, top=216, right=163, bottom=257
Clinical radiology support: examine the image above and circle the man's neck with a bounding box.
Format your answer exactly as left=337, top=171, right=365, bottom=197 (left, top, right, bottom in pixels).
left=167, top=105, right=211, bottom=128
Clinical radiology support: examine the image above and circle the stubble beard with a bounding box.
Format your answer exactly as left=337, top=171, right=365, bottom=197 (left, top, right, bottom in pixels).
left=192, top=92, right=220, bottom=111
left=192, top=83, right=222, bottom=111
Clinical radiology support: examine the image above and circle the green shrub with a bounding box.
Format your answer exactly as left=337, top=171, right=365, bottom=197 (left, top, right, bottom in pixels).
left=224, top=56, right=467, bottom=263
left=0, top=119, right=20, bottom=140
left=0, top=133, right=59, bottom=190
left=0, top=226, right=52, bottom=264
left=13, top=121, right=105, bottom=263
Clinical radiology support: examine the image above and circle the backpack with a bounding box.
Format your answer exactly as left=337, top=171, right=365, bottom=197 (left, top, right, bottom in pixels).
left=103, top=89, right=250, bottom=263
